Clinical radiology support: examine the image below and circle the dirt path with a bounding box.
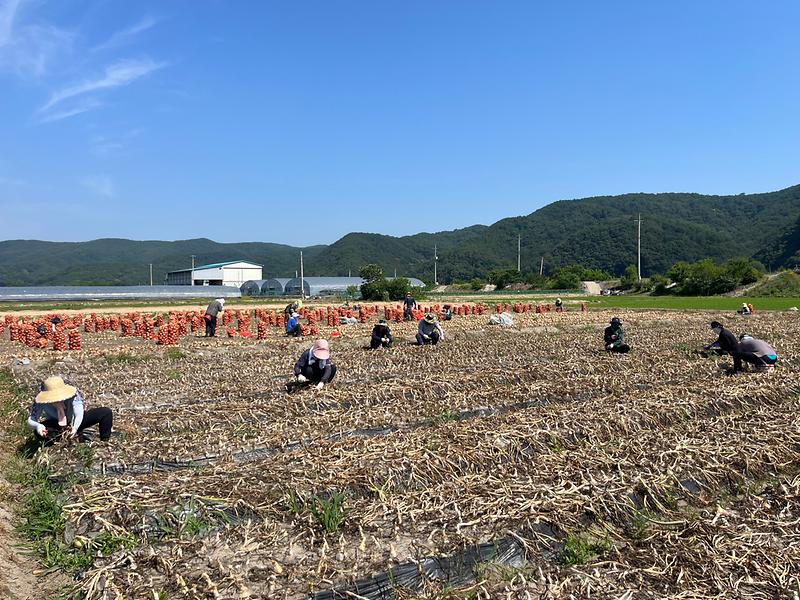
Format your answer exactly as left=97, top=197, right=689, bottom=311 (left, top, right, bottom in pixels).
left=0, top=383, right=67, bottom=600
left=0, top=437, right=38, bottom=600
left=581, top=280, right=603, bottom=295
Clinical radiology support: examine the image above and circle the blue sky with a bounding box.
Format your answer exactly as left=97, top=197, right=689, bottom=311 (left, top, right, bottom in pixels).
left=1, top=1, right=798, bottom=245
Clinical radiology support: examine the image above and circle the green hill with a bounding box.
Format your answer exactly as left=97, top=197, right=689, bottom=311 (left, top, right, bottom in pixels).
left=2, top=185, right=799, bottom=286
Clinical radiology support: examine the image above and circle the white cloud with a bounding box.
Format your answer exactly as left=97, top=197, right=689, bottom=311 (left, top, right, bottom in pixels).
left=41, top=57, right=165, bottom=113
left=37, top=97, right=103, bottom=123
left=0, top=0, right=75, bottom=78
left=80, top=175, right=115, bottom=198
left=90, top=128, right=142, bottom=156
left=91, top=15, right=158, bottom=52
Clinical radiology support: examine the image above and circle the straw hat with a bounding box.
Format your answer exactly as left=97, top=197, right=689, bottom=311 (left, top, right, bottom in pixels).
left=424, top=313, right=437, bottom=323
left=312, top=339, right=330, bottom=360
left=36, top=376, right=77, bottom=404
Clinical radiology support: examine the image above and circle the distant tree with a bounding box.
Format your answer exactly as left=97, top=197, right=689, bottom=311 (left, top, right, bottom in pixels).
left=385, top=277, right=411, bottom=300
left=469, top=277, right=484, bottom=291
left=620, top=264, right=639, bottom=289
left=346, top=285, right=360, bottom=300
left=487, top=268, right=523, bottom=290
left=359, top=264, right=384, bottom=283
left=649, top=273, right=670, bottom=295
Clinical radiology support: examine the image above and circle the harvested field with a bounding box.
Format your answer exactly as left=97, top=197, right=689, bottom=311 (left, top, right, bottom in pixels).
left=1, top=305, right=798, bottom=599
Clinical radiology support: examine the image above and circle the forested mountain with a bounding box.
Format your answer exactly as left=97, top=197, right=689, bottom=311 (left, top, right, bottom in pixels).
left=2, top=185, right=799, bottom=286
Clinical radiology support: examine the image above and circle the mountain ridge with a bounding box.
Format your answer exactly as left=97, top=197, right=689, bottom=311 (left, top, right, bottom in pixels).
left=2, top=185, right=798, bottom=286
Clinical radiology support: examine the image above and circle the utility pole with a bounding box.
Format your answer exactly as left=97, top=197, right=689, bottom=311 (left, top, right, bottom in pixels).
left=300, top=251, right=305, bottom=300
left=539, top=256, right=544, bottom=277
left=633, top=214, right=643, bottom=281
left=149, top=264, right=153, bottom=286
left=434, top=244, right=438, bottom=285
left=517, top=234, right=521, bottom=272
left=190, top=255, right=196, bottom=286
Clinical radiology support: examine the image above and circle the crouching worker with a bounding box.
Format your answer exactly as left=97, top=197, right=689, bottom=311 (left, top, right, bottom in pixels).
left=370, top=319, right=393, bottom=349
left=28, top=376, right=113, bottom=443
left=702, top=320, right=740, bottom=369
left=204, top=298, right=225, bottom=337
left=416, top=313, right=444, bottom=345
left=286, top=312, right=302, bottom=337
left=737, top=334, right=778, bottom=372
left=604, top=317, right=630, bottom=353
left=291, top=339, right=336, bottom=391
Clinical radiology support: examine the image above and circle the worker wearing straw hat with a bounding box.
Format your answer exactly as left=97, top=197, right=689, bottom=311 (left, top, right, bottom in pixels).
left=292, top=339, right=337, bottom=391
left=369, top=319, right=393, bottom=349
left=27, top=376, right=114, bottom=442
left=416, top=313, right=444, bottom=345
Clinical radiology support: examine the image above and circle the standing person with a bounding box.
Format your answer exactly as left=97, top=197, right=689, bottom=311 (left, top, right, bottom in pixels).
left=737, top=334, right=778, bottom=372
left=370, top=319, right=393, bottom=349
left=704, top=320, right=741, bottom=371
left=286, top=312, right=302, bottom=337
left=284, top=300, right=303, bottom=318
left=403, top=292, right=417, bottom=321
left=416, top=313, right=444, bottom=345
left=555, top=298, right=564, bottom=313
left=204, top=298, right=225, bottom=337
left=604, top=317, right=630, bottom=353
left=27, top=376, right=114, bottom=443
left=292, top=340, right=336, bottom=390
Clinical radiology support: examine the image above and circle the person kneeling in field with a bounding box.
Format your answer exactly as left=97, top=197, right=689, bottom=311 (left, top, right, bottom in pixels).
left=291, top=339, right=336, bottom=391
left=286, top=312, right=302, bottom=337
left=737, top=334, right=778, bottom=373
left=416, top=313, right=444, bottom=345
left=604, top=317, right=630, bottom=353
left=28, top=376, right=113, bottom=443
left=370, top=319, right=393, bottom=349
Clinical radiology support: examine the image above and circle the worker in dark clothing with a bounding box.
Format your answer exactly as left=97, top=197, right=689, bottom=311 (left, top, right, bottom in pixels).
left=555, top=298, right=563, bottom=313
left=291, top=339, right=336, bottom=391
left=737, top=334, right=778, bottom=372
left=704, top=320, right=742, bottom=372
left=204, top=298, right=225, bottom=337
left=604, top=317, right=630, bottom=353
left=403, top=292, right=417, bottom=321
left=284, top=300, right=303, bottom=318
left=370, top=320, right=393, bottom=349
left=286, top=312, right=302, bottom=337
left=442, top=305, right=453, bottom=321
left=417, top=313, right=444, bottom=345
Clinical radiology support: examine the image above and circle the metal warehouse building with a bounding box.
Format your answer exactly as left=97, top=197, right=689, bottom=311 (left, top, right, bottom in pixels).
left=166, top=261, right=262, bottom=287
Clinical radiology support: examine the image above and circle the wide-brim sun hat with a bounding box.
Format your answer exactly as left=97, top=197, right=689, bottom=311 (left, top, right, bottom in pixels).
left=312, top=339, right=330, bottom=360
left=36, top=376, right=77, bottom=404
left=424, top=313, right=437, bottom=323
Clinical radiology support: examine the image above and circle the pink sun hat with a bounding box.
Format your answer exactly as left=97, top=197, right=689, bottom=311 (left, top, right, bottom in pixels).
left=312, top=339, right=330, bottom=360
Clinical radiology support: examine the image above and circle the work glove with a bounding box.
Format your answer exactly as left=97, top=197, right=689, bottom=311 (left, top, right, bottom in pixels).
left=35, top=424, right=48, bottom=437
left=382, top=338, right=389, bottom=343
left=423, top=334, right=430, bottom=340
left=606, top=343, right=614, bottom=351
left=297, top=374, right=307, bottom=383
left=315, top=382, right=324, bottom=390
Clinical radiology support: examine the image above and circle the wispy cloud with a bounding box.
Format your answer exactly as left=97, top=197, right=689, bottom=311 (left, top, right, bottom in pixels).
left=38, top=97, right=103, bottom=123
left=90, top=128, right=143, bottom=156
left=0, top=0, right=75, bottom=78
left=91, top=15, right=158, bottom=52
left=41, top=57, right=165, bottom=113
left=80, top=175, right=115, bottom=198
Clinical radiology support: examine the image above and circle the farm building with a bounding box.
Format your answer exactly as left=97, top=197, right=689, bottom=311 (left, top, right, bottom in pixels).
left=261, top=278, right=292, bottom=296
left=240, top=280, right=269, bottom=296
left=166, top=261, right=262, bottom=287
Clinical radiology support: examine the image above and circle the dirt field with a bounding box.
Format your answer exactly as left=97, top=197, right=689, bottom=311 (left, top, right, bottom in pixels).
left=1, top=304, right=798, bottom=599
